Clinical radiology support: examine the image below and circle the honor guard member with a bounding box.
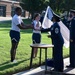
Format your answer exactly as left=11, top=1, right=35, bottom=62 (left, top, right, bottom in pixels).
left=41, top=14, right=64, bottom=72
left=66, top=10, right=75, bottom=68
left=51, top=15, right=64, bottom=72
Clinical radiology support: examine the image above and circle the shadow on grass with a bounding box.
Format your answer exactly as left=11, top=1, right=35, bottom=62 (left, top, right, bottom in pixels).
left=0, top=19, right=31, bottom=28
left=21, top=29, right=32, bottom=34
left=0, top=22, right=32, bottom=34
left=0, top=28, right=32, bottom=34
left=0, top=58, right=45, bottom=75
left=0, top=58, right=31, bottom=71
left=0, top=21, right=11, bottom=28
left=0, top=25, right=11, bottom=28
left=0, top=61, right=9, bottom=66
left=0, top=28, right=10, bottom=31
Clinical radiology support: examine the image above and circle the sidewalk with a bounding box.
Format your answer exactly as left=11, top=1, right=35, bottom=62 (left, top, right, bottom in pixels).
left=13, top=58, right=75, bottom=75
left=0, top=17, right=27, bottom=22
left=0, top=17, right=12, bottom=21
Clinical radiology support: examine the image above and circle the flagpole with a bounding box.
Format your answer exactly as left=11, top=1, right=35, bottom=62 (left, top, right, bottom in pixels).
left=42, top=6, right=50, bottom=27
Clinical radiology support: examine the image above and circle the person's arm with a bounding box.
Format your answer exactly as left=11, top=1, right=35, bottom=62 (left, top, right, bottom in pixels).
left=33, top=22, right=42, bottom=31
left=41, top=28, right=50, bottom=32
left=47, top=35, right=51, bottom=38
left=17, top=22, right=33, bottom=29
left=32, top=21, right=42, bottom=31
left=34, top=23, right=41, bottom=31
left=14, top=16, right=33, bottom=29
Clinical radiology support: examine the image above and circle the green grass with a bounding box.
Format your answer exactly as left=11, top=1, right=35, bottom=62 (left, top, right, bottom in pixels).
left=0, top=19, right=69, bottom=75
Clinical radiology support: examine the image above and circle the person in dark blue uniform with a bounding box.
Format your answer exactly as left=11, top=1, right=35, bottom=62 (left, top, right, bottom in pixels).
left=51, top=15, right=64, bottom=72
left=41, top=14, right=64, bottom=72
left=66, top=10, right=75, bottom=68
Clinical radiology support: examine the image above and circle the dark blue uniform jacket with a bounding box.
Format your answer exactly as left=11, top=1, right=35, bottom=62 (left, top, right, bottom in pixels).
left=70, top=17, right=75, bottom=43
left=50, top=22, right=64, bottom=46
left=41, top=22, right=64, bottom=46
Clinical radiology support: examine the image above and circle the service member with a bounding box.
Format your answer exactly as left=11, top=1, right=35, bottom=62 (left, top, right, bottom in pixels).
left=66, top=10, right=75, bottom=68
left=41, top=14, right=64, bottom=72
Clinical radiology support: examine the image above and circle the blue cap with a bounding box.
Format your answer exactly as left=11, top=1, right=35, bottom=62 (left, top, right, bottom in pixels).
left=51, top=13, right=60, bottom=22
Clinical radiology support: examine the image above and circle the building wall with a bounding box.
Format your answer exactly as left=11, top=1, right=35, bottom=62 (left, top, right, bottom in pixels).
left=0, top=0, right=29, bottom=17
left=0, top=1, right=20, bottom=17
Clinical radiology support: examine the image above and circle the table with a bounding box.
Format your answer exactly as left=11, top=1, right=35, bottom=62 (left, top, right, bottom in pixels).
left=30, top=44, right=54, bottom=71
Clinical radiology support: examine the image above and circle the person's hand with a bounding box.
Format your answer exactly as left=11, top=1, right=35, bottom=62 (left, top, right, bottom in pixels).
left=68, top=16, right=73, bottom=21
left=70, top=39, right=73, bottom=42
left=47, top=35, right=51, bottom=38
left=36, top=22, right=39, bottom=27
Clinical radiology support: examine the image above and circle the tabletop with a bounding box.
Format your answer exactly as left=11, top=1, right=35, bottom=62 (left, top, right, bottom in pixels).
left=30, top=44, right=54, bottom=48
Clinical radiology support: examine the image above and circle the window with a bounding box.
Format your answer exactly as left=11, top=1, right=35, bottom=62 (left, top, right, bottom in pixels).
left=0, top=6, right=6, bottom=17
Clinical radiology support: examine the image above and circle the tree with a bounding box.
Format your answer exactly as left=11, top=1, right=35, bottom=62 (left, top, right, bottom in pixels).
left=20, top=0, right=49, bottom=19
left=49, top=0, right=75, bottom=14
left=49, top=0, right=63, bottom=12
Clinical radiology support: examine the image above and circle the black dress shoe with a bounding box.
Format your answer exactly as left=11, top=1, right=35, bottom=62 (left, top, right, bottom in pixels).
left=56, top=70, right=63, bottom=72
left=51, top=69, right=55, bottom=71
left=66, top=65, right=75, bottom=68
left=51, top=69, right=63, bottom=72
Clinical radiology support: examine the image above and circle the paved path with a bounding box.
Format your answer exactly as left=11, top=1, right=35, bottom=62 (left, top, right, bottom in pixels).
left=13, top=58, right=75, bottom=75
left=0, top=17, right=12, bottom=21
left=0, top=17, right=26, bottom=22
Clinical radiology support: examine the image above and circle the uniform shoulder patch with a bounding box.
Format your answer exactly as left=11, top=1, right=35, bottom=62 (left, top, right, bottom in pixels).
left=55, top=28, right=59, bottom=34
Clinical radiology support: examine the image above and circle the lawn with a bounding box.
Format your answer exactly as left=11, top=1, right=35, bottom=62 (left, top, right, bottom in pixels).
left=0, top=19, right=69, bottom=75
